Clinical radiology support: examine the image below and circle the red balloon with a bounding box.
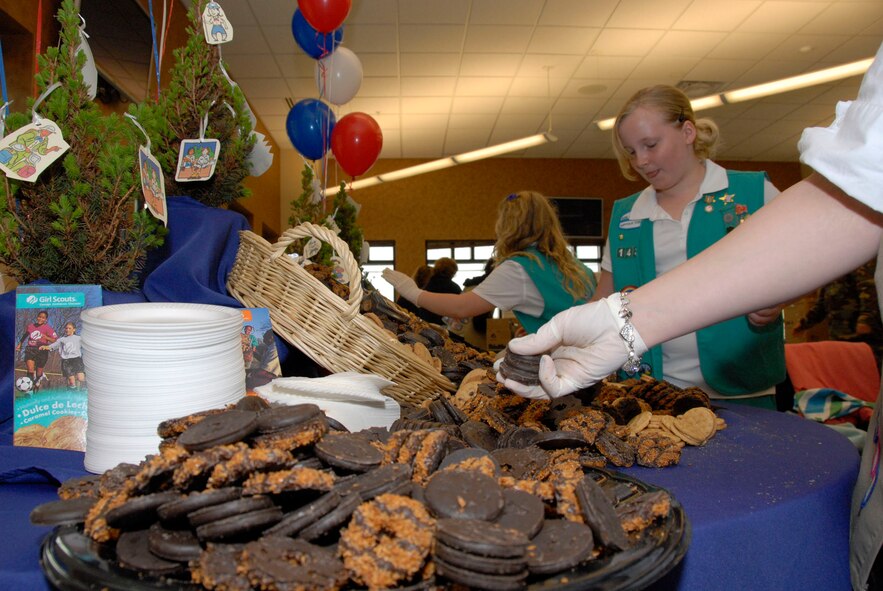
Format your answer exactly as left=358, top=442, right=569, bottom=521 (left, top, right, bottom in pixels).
left=297, top=0, right=351, bottom=34
left=331, top=112, right=383, bottom=178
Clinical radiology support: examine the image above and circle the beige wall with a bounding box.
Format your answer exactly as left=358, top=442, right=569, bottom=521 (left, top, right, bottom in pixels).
left=278, top=152, right=804, bottom=278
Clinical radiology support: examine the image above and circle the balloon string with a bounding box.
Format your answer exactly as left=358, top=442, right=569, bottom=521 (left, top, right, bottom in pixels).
left=147, top=0, right=162, bottom=100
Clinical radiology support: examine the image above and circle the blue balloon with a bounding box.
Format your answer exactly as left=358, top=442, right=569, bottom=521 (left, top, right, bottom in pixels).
left=291, top=9, right=343, bottom=59
left=286, top=99, right=336, bottom=161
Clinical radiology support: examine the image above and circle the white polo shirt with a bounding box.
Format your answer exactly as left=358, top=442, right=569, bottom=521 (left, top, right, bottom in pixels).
left=601, top=160, right=779, bottom=397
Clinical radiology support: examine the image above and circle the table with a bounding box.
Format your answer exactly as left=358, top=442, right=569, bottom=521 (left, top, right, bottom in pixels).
left=0, top=403, right=858, bottom=591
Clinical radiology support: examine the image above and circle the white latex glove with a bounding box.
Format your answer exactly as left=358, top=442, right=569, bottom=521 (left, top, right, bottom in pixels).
left=496, top=293, right=648, bottom=399
left=381, top=268, right=424, bottom=305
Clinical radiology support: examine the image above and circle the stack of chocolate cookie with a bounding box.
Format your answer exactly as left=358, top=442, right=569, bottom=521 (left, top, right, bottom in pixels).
left=497, top=350, right=543, bottom=386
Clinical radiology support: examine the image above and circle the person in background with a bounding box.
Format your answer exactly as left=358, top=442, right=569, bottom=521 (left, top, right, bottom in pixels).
left=396, top=264, right=433, bottom=317
left=40, top=322, right=85, bottom=390
left=416, top=257, right=462, bottom=325
left=15, top=310, right=58, bottom=390
left=382, top=191, right=597, bottom=334
left=795, top=259, right=883, bottom=366
left=592, top=84, right=786, bottom=408
left=497, top=42, right=883, bottom=591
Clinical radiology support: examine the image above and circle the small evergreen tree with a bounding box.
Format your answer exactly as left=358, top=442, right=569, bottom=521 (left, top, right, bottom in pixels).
left=131, top=0, right=255, bottom=208
left=287, top=164, right=363, bottom=266
left=0, top=0, right=166, bottom=291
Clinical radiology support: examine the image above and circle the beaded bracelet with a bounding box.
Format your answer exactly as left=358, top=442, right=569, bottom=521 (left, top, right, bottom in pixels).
left=617, top=292, right=643, bottom=375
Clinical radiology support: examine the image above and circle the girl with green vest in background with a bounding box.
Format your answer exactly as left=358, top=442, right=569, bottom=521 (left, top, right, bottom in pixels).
left=382, top=191, right=597, bottom=337
left=592, top=85, right=787, bottom=408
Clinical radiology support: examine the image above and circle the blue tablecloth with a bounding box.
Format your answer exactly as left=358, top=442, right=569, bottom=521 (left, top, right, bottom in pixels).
left=0, top=404, right=859, bottom=591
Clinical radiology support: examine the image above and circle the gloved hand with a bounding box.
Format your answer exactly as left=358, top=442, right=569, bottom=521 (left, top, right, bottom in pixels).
left=381, top=268, right=423, bottom=305
left=496, top=293, right=648, bottom=399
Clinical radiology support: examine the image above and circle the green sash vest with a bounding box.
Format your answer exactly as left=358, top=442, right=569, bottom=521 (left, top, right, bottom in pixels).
left=608, top=170, right=785, bottom=395
left=509, top=248, right=596, bottom=334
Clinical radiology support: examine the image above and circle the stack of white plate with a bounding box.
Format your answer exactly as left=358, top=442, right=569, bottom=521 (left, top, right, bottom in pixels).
left=81, top=303, right=246, bottom=473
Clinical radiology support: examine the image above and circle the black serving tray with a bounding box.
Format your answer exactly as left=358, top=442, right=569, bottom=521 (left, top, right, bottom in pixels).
left=41, top=469, right=689, bottom=591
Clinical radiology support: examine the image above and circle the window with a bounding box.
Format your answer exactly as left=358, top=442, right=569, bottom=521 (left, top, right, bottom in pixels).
left=362, top=242, right=395, bottom=301
left=572, top=242, right=603, bottom=273
left=425, top=241, right=495, bottom=289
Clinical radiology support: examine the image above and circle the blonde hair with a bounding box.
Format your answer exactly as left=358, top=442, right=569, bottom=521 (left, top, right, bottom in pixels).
left=494, top=191, right=595, bottom=301
left=431, top=257, right=458, bottom=280
left=612, top=85, right=720, bottom=181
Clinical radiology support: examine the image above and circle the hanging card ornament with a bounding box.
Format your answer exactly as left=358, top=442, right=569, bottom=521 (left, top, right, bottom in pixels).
left=125, top=114, right=168, bottom=226
left=0, top=83, right=69, bottom=182
left=217, top=54, right=273, bottom=177
left=176, top=109, right=220, bottom=182
left=77, top=16, right=98, bottom=100
left=301, top=238, right=321, bottom=265
left=0, top=101, right=9, bottom=140
left=202, top=1, right=233, bottom=44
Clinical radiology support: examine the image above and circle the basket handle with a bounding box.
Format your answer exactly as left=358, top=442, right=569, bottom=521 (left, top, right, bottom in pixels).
left=269, top=222, right=363, bottom=319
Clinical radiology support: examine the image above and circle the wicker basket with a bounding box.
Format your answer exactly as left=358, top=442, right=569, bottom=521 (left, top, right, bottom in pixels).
left=227, top=222, right=455, bottom=407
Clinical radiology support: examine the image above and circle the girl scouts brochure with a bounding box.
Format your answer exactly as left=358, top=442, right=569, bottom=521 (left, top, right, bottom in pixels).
left=12, top=284, right=102, bottom=451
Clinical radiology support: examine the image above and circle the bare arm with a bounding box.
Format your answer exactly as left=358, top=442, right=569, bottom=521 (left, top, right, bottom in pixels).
left=591, top=271, right=614, bottom=302
left=630, top=173, right=883, bottom=348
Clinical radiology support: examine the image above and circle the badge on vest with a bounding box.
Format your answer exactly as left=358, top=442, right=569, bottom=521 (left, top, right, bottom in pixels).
left=616, top=247, right=638, bottom=259
left=618, top=213, right=641, bottom=230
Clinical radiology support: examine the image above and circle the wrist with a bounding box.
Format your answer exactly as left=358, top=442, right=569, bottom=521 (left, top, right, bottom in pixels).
left=603, top=292, right=649, bottom=374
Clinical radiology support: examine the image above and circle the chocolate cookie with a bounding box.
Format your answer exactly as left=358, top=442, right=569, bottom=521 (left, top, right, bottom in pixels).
left=314, top=432, right=383, bottom=472
left=30, top=497, right=96, bottom=526
left=176, top=409, right=259, bottom=451
left=459, top=420, right=500, bottom=451
left=333, top=462, right=412, bottom=501
left=575, top=474, right=628, bottom=551
left=147, top=521, right=202, bottom=562
left=526, top=518, right=594, bottom=575
left=297, top=490, right=361, bottom=542
left=264, top=490, right=341, bottom=537
left=56, top=474, right=100, bottom=500
left=339, top=493, right=436, bottom=589
left=191, top=543, right=251, bottom=591
left=115, top=529, right=185, bottom=577
left=435, top=518, right=529, bottom=559
left=157, top=487, right=243, bottom=525
left=498, top=350, right=542, bottom=386
left=493, top=488, right=545, bottom=539
left=195, top=505, right=284, bottom=542
left=240, top=536, right=347, bottom=591
left=424, top=470, right=504, bottom=521
left=434, top=556, right=529, bottom=590
left=255, top=403, right=322, bottom=433
left=188, top=496, right=274, bottom=528
left=105, top=491, right=182, bottom=531
left=233, top=395, right=271, bottom=412
left=434, top=542, right=527, bottom=576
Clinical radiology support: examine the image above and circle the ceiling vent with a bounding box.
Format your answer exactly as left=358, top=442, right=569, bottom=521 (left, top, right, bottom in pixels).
left=675, top=80, right=726, bottom=98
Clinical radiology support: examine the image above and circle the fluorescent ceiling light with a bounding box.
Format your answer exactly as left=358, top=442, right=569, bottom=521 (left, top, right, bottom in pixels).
left=595, top=57, right=873, bottom=130
left=325, top=133, right=556, bottom=195
left=723, top=57, right=873, bottom=103
left=454, top=132, right=556, bottom=163
left=378, top=158, right=456, bottom=181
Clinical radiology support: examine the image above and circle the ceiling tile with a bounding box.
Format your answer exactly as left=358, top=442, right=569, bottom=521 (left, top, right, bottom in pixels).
left=500, top=96, right=557, bottom=114
left=527, top=27, right=599, bottom=55
left=347, top=97, right=401, bottom=115
left=629, top=56, right=699, bottom=82
left=451, top=96, right=506, bottom=113
left=284, top=77, right=318, bottom=97
left=398, top=0, right=470, bottom=24
left=348, top=0, right=399, bottom=24
left=464, top=26, right=533, bottom=53
left=673, top=0, right=761, bottom=32
left=509, top=76, right=569, bottom=97
left=459, top=53, right=523, bottom=77
left=357, top=53, right=400, bottom=77
left=400, top=53, right=461, bottom=77
left=401, top=77, right=457, bottom=97
left=237, top=78, right=291, bottom=99
left=247, top=98, right=291, bottom=116
left=736, top=1, right=828, bottom=34
left=591, top=29, right=665, bottom=56
left=399, top=25, right=464, bottom=53
left=652, top=31, right=725, bottom=58
left=517, top=54, right=582, bottom=77
left=359, top=77, right=400, bottom=97
left=444, top=129, right=494, bottom=154
left=401, top=97, right=453, bottom=114
left=223, top=26, right=271, bottom=54
left=447, top=113, right=496, bottom=131
left=223, top=54, right=284, bottom=78
left=469, top=0, right=545, bottom=26
left=343, top=25, right=399, bottom=53
left=607, top=0, right=693, bottom=30
left=538, top=0, right=620, bottom=27
left=684, top=58, right=756, bottom=83
left=455, top=77, right=513, bottom=97
left=801, top=1, right=883, bottom=35
left=401, top=113, right=450, bottom=129
left=573, top=55, right=641, bottom=79
left=552, top=97, right=607, bottom=116
left=246, top=0, right=293, bottom=26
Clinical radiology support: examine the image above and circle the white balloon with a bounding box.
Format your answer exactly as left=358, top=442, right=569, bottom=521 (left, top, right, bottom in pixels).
left=315, top=47, right=363, bottom=106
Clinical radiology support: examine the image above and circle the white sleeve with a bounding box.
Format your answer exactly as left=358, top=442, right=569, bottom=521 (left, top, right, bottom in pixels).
left=471, top=260, right=544, bottom=317
left=798, top=42, right=883, bottom=212
left=763, top=178, right=779, bottom=204
left=600, top=237, right=613, bottom=272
